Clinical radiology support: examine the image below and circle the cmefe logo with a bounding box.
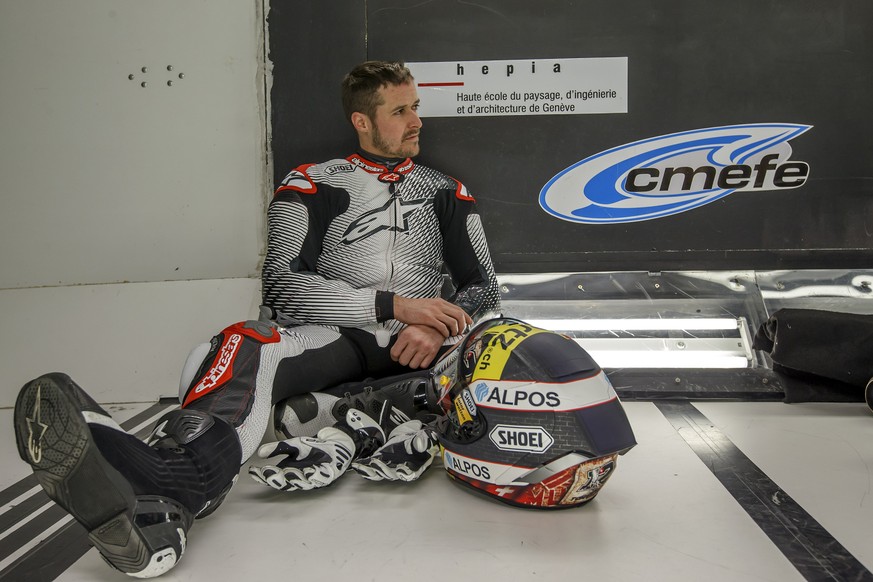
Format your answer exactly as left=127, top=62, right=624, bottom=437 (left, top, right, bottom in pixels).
left=539, top=123, right=812, bottom=224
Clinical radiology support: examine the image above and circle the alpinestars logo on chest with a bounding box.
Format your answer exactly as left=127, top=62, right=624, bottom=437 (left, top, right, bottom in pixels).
left=341, top=197, right=429, bottom=245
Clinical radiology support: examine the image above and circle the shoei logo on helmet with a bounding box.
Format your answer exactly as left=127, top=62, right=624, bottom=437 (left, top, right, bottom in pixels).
left=461, top=388, right=478, bottom=416
left=489, top=424, right=554, bottom=454
left=539, top=123, right=812, bottom=223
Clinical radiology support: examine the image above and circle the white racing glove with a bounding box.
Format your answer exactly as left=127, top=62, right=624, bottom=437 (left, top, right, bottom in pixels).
left=351, top=419, right=440, bottom=482
left=248, top=426, right=355, bottom=491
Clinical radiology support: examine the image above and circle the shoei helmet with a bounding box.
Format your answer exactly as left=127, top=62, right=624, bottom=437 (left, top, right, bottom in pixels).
left=432, top=317, right=636, bottom=509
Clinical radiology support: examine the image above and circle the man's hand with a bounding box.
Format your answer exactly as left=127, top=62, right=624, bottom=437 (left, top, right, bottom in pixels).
left=390, top=324, right=444, bottom=368
left=393, top=296, right=471, bottom=338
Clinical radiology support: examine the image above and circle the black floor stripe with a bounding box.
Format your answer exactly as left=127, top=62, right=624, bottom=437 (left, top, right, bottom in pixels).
left=0, top=400, right=177, bottom=582
left=0, top=505, right=70, bottom=564
left=656, top=401, right=873, bottom=582
left=0, top=476, right=37, bottom=509
left=0, top=521, right=90, bottom=582
left=0, top=491, right=51, bottom=537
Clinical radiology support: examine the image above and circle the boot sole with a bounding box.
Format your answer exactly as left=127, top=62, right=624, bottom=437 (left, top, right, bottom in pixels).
left=13, top=373, right=155, bottom=575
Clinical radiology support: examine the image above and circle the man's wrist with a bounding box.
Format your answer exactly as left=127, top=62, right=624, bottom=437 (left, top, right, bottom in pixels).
left=375, top=291, right=396, bottom=322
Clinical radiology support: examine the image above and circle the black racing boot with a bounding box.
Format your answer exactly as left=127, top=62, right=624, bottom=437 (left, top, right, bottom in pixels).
left=14, top=373, right=241, bottom=578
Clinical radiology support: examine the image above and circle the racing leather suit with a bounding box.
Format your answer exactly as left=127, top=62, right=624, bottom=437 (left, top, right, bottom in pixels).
left=262, top=152, right=499, bottom=336
left=181, top=152, right=500, bottom=459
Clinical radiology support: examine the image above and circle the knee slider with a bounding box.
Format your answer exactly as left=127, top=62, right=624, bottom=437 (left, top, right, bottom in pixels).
left=236, top=319, right=279, bottom=341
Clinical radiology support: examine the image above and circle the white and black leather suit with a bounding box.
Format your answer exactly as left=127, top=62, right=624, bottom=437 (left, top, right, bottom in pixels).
left=181, top=152, right=500, bottom=459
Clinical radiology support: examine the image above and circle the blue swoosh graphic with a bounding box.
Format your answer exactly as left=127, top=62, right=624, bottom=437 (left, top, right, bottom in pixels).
left=572, top=197, right=701, bottom=220
left=539, top=123, right=811, bottom=224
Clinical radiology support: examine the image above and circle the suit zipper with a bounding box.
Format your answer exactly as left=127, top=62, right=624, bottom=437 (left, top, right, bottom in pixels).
left=376, top=182, right=398, bottom=347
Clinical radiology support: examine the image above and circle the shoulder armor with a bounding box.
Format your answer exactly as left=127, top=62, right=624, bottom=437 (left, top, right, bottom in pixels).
left=453, top=178, right=475, bottom=201
left=276, top=163, right=317, bottom=195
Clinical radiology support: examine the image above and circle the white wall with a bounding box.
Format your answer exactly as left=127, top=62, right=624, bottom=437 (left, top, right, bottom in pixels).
left=0, top=1, right=269, bottom=406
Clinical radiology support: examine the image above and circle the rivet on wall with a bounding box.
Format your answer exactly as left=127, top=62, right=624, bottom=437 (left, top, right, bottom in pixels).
left=127, top=65, right=185, bottom=88
left=165, top=65, right=185, bottom=87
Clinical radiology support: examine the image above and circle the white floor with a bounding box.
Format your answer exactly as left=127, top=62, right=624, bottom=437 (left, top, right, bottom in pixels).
left=3, top=399, right=868, bottom=581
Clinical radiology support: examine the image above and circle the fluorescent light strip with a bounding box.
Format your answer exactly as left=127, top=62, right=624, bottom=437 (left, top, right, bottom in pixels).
left=528, top=318, right=739, bottom=331
left=588, top=350, right=749, bottom=369
left=760, top=285, right=870, bottom=300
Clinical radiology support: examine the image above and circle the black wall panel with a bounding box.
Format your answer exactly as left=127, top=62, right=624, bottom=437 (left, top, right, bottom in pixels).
left=269, top=0, right=873, bottom=273
left=268, top=2, right=365, bottom=182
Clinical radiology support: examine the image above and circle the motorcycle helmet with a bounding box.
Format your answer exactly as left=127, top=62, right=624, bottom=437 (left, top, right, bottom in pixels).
left=433, top=317, right=636, bottom=509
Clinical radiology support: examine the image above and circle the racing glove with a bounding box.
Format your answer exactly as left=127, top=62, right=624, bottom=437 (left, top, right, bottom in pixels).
left=351, top=418, right=440, bottom=482
left=248, top=426, right=355, bottom=491
left=249, top=409, right=386, bottom=491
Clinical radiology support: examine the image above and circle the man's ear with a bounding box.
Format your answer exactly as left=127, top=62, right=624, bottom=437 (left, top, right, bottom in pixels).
left=351, top=112, right=370, bottom=133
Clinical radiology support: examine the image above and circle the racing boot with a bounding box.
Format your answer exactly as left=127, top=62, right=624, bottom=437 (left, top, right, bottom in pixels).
left=14, top=373, right=241, bottom=578
left=274, top=370, right=438, bottom=439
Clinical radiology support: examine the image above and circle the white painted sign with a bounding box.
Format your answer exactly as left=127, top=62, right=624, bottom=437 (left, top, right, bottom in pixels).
left=407, top=57, right=627, bottom=118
